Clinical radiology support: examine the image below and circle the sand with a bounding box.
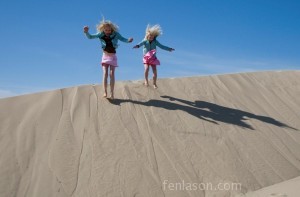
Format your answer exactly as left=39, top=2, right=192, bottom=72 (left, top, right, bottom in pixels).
left=0, top=70, right=300, bottom=197
left=243, top=176, right=300, bottom=197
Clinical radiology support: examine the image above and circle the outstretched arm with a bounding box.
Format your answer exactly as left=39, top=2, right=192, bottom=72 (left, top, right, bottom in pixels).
left=83, top=26, right=101, bottom=39
left=156, top=40, right=175, bottom=51
left=133, top=40, right=146, bottom=48
left=116, top=32, right=133, bottom=43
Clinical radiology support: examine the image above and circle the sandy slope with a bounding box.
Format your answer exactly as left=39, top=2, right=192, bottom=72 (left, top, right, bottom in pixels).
left=0, top=70, right=300, bottom=197
left=243, top=176, right=300, bottom=197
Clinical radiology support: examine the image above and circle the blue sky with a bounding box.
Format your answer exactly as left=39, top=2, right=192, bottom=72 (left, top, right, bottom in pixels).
left=0, top=0, right=299, bottom=98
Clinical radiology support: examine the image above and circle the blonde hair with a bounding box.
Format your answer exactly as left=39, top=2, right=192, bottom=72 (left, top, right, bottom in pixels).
left=145, top=24, right=162, bottom=39
left=96, top=19, right=119, bottom=33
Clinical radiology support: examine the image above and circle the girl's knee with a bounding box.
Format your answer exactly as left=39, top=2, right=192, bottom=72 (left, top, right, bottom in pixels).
left=152, top=69, right=157, bottom=75
left=109, top=66, right=115, bottom=76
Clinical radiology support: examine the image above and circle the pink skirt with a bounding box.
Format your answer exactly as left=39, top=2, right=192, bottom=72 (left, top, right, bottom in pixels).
left=101, top=53, right=118, bottom=67
left=143, top=49, right=160, bottom=65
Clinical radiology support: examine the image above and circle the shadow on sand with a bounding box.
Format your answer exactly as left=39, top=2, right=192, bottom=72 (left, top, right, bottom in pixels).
left=109, top=95, right=296, bottom=131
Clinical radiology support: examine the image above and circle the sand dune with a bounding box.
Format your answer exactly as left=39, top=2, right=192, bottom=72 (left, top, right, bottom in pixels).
left=0, top=70, right=300, bottom=197
left=243, top=176, right=300, bottom=197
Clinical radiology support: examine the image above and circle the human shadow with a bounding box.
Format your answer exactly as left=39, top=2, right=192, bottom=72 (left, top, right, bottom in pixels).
left=109, top=95, right=296, bottom=130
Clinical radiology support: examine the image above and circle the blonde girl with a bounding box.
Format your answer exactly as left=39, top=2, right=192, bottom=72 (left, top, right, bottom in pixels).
left=84, top=20, right=133, bottom=99
left=134, top=24, right=174, bottom=88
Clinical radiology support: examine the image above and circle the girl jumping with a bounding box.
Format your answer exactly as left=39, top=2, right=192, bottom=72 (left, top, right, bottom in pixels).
left=84, top=19, right=133, bottom=99
left=134, top=24, right=174, bottom=88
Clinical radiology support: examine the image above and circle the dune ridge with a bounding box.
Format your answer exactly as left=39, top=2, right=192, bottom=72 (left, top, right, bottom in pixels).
left=0, top=70, right=300, bottom=197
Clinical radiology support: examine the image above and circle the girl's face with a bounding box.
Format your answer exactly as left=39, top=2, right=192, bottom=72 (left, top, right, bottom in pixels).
left=104, top=26, right=112, bottom=35
left=147, top=34, right=154, bottom=41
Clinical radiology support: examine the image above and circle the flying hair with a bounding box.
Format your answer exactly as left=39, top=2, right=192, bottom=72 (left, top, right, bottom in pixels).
left=145, top=24, right=162, bottom=39
left=96, top=17, right=119, bottom=33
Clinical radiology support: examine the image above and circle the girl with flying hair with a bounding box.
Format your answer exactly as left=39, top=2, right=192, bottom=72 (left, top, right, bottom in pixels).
left=134, top=24, right=174, bottom=88
left=84, top=19, right=133, bottom=99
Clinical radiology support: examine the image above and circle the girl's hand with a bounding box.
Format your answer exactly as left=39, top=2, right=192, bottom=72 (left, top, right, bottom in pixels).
left=169, top=48, right=175, bottom=52
left=83, top=26, right=89, bottom=33
left=128, top=38, right=133, bottom=43
left=133, top=45, right=139, bottom=49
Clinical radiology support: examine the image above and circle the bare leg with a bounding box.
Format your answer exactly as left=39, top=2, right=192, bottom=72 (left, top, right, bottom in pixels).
left=102, top=65, right=109, bottom=97
left=109, top=66, right=115, bottom=99
left=151, top=65, right=158, bottom=88
left=144, top=64, right=150, bottom=86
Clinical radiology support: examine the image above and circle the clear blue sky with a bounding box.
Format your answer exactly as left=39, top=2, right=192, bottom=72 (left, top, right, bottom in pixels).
left=1, top=0, right=299, bottom=98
